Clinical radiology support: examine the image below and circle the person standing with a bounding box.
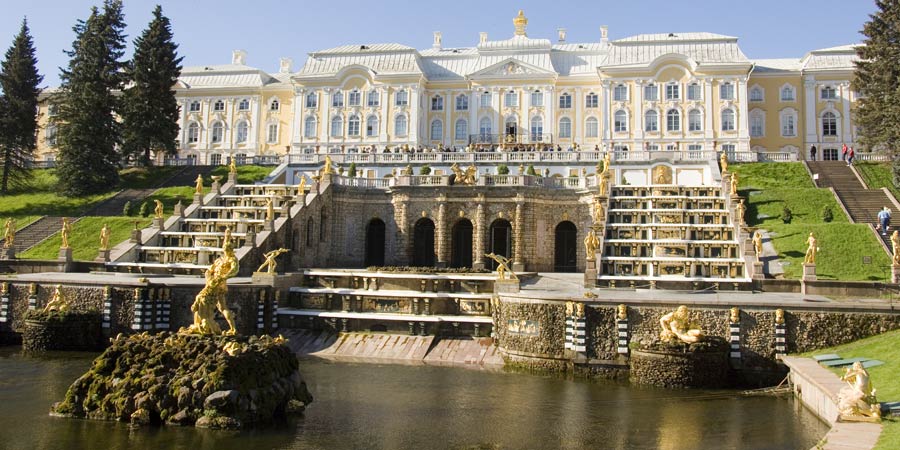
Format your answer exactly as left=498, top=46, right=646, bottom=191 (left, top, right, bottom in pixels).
left=878, top=206, right=892, bottom=235
left=847, top=146, right=855, bottom=166
left=810, top=145, right=817, bottom=161
left=842, top=143, right=848, bottom=161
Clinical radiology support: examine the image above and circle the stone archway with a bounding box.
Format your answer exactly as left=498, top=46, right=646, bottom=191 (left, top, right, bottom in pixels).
left=451, top=219, right=474, bottom=268
left=364, top=218, right=386, bottom=267
left=488, top=219, right=513, bottom=270
left=413, top=218, right=436, bottom=267
left=554, top=221, right=577, bottom=272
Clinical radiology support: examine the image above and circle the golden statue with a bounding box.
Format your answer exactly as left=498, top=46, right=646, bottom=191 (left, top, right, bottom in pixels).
left=837, top=361, right=881, bottom=421
left=229, top=155, right=237, bottom=174
left=804, top=232, right=817, bottom=264
left=43, top=285, right=69, bottom=313
left=464, top=165, right=477, bottom=184
left=774, top=308, right=785, bottom=325
left=735, top=199, right=745, bottom=224
left=60, top=217, right=72, bottom=249
left=322, top=155, right=334, bottom=175
left=659, top=305, right=705, bottom=344
left=891, top=230, right=900, bottom=265
left=565, top=301, right=574, bottom=316
left=3, top=218, right=14, bottom=249
left=194, top=174, right=204, bottom=194
left=592, top=200, right=605, bottom=224
left=182, top=228, right=239, bottom=335
left=485, top=252, right=518, bottom=281
left=256, top=248, right=289, bottom=274
left=617, top=304, right=627, bottom=321
left=599, top=174, right=609, bottom=195
left=99, top=223, right=110, bottom=250
left=720, top=152, right=728, bottom=173
left=730, top=172, right=739, bottom=195
left=265, top=197, right=275, bottom=222
left=752, top=231, right=764, bottom=260
left=575, top=303, right=585, bottom=318
left=602, top=151, right=611, bottom=176
left=584, top=229, right=600, bottom=261
left=730, top=306, right=740, bottom=323
left=652, top=165, right=672, bottom=185
left=402, top=164, right=413, bottom=176
left=451, top=163, right=477, bottom=185
left=154, top=200, right=164, bottom=219
left=296, top=175, right=307, bottom=195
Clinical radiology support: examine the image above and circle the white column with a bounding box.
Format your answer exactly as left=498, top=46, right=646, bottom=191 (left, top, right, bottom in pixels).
left=574, top=87, right=583, bottom=145
left=492, top=88, right=501, bottom=141
left=249, top=97, right=259, bottom=151
left=380, top=87, right=389, bottom=142
left=293, top=89, right=304, bottom=146
left=547, top=87, right=555, bottom=144
left=445, top=90, right=452, bottom=147
left=841, top=82, right=852, bottom=143
left=704, top=79, right=714, bottom=140
left=409, top=86, right=419, bottom=144
left=634, top=80, right=644, bottom=141
left=321, top=89, right=331, bottom=148
left=803, top=76, right=818, bottom=146
left=737, top=78, right=750, bottom=146
left=601, top=81, right=611, bottom=143
left=520, top=87, right=528, bottom=142
left=224, top=98, right=235, bottom=148
left=469, top=90, right=477, bottom=142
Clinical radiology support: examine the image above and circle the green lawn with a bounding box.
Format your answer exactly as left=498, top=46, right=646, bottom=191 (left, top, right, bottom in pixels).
left=19, top=217, right=151, bottom=260
left=802, top=329, right=900, bottom=450
left=732, top=163, right=891, bottom=281
left=0, top=170, right=115, bottom=228
left=856, top=162, right=900, bottom=202
left=118, top=166, right=184, bottom=189
left=210, top=165, right=273, bottom=184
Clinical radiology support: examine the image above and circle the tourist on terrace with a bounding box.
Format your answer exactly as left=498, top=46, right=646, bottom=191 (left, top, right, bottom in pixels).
left=841, top=143, right=848, bottom=161
left=878, top=206, right=891, bottom=235
left=847, top=147, right=855, bottom=166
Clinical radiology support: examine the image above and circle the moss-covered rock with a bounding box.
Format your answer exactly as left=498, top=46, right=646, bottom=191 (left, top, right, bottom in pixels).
left=51, top=332, right=313, bottom=429
left=22, top=310, right=103, bottom=352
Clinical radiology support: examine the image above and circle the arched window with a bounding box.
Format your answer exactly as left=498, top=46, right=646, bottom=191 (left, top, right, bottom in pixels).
left=750, top=110, right=765, bottom=137
left=306, top=92, right=317, bottom=108
left=455, top=119, right=468, bottom=141
left=559, top=93, right=572, bottom=109
left=366, top=116, right=378, bottom=137
left=395, top=115, right=408, bottom=136
left=348, top=90, right=361, bottom=106
left=319, top=211, right=327, bottom=241
left=269, top=98, right=280, bottom=111
left=822, top=112, right=837, bottom=136
left=430, top=119, right=443, bottom=140
left=456, top=94, right=468, bottom=111
left=431, top=95, right=443, bottom=111
left=687, top=82, right=701, bottom=100
left=688, top=109, right=702, bottom=131
left=479, top=117, right=492, bottom=136
left=559, top=117, right=572, bottom=138
left=330, top=116, right=343, bottom=137
left=348, top=114, right=361, bottom=136
left=780, top=85, right=795, bottom=102
left=749, top=86, right=764, bottom=102
left=236, top=121, right=249, bottom=143
left=332, top=90, right=344, bottom=108
left=780, top=109, right=797, bottom=137
left=666, top=109, right=680, bottom=132
left=531, top=91, right=543, bottom=107
left=211, top=122, right=224, bottom=143
left=504, top=90, right=518, bottom=107
left=395, top=89, right=408, bottom=106
left=644, top=110, right=659, bottom=132
left=644, top=83, right=658, bottom=101
left=719, top=82, right=734, bottom=100
left=367, top=90, right=379, bottom=107
left=187, top=122, right=200, bottom=143
left=612, top=85, right=627, bottom=102
left=586, top=116, right=599, bottom=137
left=530, top=116, right=543, bottom=141
left=304, top=117, right=317, bottom=138
left=721, top=109, right=735, bottom=131
left=189, top=101, right=201, bottom=112
left=238, top=99, right=250, bottom=111
left=612, top=111, right=626, bottom=133
left=213, top=100, right=225, bottom=111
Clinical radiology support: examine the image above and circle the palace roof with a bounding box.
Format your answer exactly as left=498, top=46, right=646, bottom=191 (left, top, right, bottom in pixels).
left=180, top=64, right=284, bottom=89
left=801, top=44, right=860, bottom=71
left=604, top=32, right=749, bottom=67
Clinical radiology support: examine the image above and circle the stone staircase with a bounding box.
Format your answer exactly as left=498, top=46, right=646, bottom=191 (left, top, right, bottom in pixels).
left=807, top=161, right=898, bottom=253
left=2, top=216, right=74, bottom=254
left=84, top=166, right=218, bottom=217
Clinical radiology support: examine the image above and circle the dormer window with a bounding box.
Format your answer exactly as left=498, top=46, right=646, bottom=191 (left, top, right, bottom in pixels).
left=213, top=100, right=225, bottom=111
left=238, top=99, right=250, bottom=111
left=269, top=98, right=280, bottom=111
left=189, top=101, right=201, bottom=112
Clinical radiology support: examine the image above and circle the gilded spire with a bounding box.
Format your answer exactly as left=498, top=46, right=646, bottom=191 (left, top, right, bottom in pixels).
left=513, top=10, right=528, bottom=36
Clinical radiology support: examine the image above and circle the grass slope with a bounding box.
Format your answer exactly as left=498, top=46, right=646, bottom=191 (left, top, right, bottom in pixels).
left=856, top=162, right=900, bottom=202
left=802, top=329, right=900, bottom=450
left=732, top=163, right=891, bottom=281
left=0, top=170, right=115, bottom=230
left=19, top=217, right=150, bottom=260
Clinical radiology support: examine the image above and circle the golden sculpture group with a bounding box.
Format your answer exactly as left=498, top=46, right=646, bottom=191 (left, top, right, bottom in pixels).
left=181, top=228, right=239, bottom=336
left=583, top=229, right=600, bottom=261
left=43, top=285, right=70, bottom=313
left=659, top=305, right=705, bottom=344
left=256, top=248, right=289, bottom=274
left=485, top=252, right=518, bottom=281
left=451, top=163, right=477, bottom=185
left=837, top=361, right=881, bottom=421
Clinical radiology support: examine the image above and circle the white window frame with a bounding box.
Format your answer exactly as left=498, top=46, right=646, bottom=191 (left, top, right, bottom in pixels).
left=267, top=123, right=279, bottom=143
left=612, top=111, right=627, bottom=133
left=213, top=100, right=225, bottom=112
left=822, top=111, right=838, bottom=136
left=749, top=86, right=764, bottom=102
left=347, top=90, right=361, bottom=107
left=479, top=117, right=492, bottom=136
left=780, top=109, right=797, bottom=137
left=559, top=93, right=572, bottom=109
left=366, top=90, right=379, bottom=107
left=504, top=90, right=518, bottom=108
left=688, top=109, right=702, bottom=132
left=586, top=116, right=600, bottom=137
left=749, top=110, right=765, bottom=137
left=347, top=115, right=361, bottom=136
left=666, top=109, right=681, bottom=132
left=780, top=85, right=796, bottom=102
left=531, top=91, right=543, bottom=107
left=530, top=116, right=543, bottom=141
left=644, top=84, right=659, bottom=101
left=721, top=109, right=736, bottom=132
left=719, top=82, right=735, bottom=101
left=330, top=116, right=343, bottom=137
left=665, top=83, right=680, bottom=101
left=236, top=121, right=249, bottom=143
left=644, top=110, right=658, bottom=132
left=332, top=90, right=344, bottom=108
left=187, top=122, right=200, bottom=143
left=306, top=92, right=318, bottom=108
left=613, top=85, right=628, bottom=102
left=304, top=117, right=317, bottom=138
left=480, top=92, right=491, bottom=109
left=559, top=117, right=572, bottom=138
left=395, top=90, right=408, bottom=107
left=821, top=86, right=837, bottom=101
left=430, top=119, right=443, bottom=140
left=454, top=118, right=468, bottom=141
left=686, top=83, right=701, bottom=101
left=366, top=115, right=378, bottom=137
left=189, top=101, right=201, bottom=112
left=456, top=94, right=468, bottom=111
left=431, top=95, right=443, bottom=111
left=269, top=98, right=280, bottom=111
left=238, top=99, right=250, bottom=111
left=211, top=122, right=224, bottom=143
left=586, top=92, right=599, bottom=108
left=394, top=115, right=408, bottom=137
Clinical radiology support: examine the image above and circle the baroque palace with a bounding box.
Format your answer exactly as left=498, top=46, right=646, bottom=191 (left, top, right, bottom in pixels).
left=35, top=10, right=860, bottom=164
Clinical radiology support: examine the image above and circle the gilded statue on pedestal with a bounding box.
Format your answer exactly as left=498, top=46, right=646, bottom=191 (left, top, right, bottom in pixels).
left=752, top=231, right=764, bottom=260
left=256, top=248, right=289, bottom=274
left=598, top=174, right=609, bottom=195
left=229, top=155, right=237, bottom=174
left=44, top=285, right=69, bottom=313
left=617, top=304, right=628, bottom=321
left=322, top=155, right=334, bottom=175
left=735, top=199, right=745, bottom=224
left=730, top=172, right=739, bottom=195
left=265, top=197, right=275, bottom=222
left=891, top=230, right=900, bottom=265
left=602, top=151, right=611, bottom=176
left=659, top=305, right=705, bottom=344
left=451, top=163, right=477, bottom=185
left=804, top=232, right=818, bottom=264
left=99, top=223, right=110, bottom=250
left=584, top=229, right=600, bottom=261
left=774, top=308, right=785, bottom=324
left=296, top=174, right=307, bottom=195
left=60, top=217, right=72, bottom=249
left=195, top=174, right=204, bottom=194
left=592, top=200, right=605, bottom=224
left=3, top=218, right=14, bottom=248
left=485, top=252, right=518, bottom=281
left=182, top=229, right=239, bottom=336
left=837, top=361, right=881, bottom=421
left=720, top=152, right=728, bottom=173
left=729, top=307, right=740, bottom=323
left=154, top=200, right=164, bottom=219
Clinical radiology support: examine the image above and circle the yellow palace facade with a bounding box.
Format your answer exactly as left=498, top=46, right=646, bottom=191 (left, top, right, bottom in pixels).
left=35, top=11, right=861, bottom=164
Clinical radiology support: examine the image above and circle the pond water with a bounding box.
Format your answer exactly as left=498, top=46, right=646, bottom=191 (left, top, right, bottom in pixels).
left=0, top=347, right=827, bottom=450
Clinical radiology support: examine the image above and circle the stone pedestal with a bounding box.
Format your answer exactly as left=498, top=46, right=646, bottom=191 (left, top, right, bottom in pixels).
left=152, top=217, right=165, bottom=228
left=244, top=229, right=256, bottom=248
left=472, top=261, right=485, bottom=271
left=752, top=260, right=765, bottom=280
left=173, top=201, right=185, bottom=217
left=802, top=263, right=817, bottom=281
left=495, top=279, right=520, bottom=294
left=512, top=262, right=524, bottom=272
left=211, top=180, right=221, bottom=194
left=263, top=220, right=275, bottom=231
left=584, top=259, right=597, bottom=288
left=1, top=247, right=15, bottom=260
left=892, top=264, right=900, bottom=284
left=193, top=193, right=203, bottom=205
left=743, top=238, right=755, bottom=257
left=95, top=249, right=111, bottom=263
left=58, top=247, right=72, bottom=262
left=130, top=228, right=142, bottom=244
left=228, top=171, right=237, bottom=184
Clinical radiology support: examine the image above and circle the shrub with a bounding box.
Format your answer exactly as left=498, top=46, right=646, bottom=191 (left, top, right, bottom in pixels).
left=348, top=162, right=357, bottom=178
left=781, top=206, right=792, bottom=224
left=526, top=165, right=537, bottom=176
left=822, top=206, right=834, bottom=223
left=139, top=201, right=150, bottom=218
left=122, top=200, right=133, bottom=216
left=497, top=164, right=510, bottom=175
left=419, top=165, right=432, bottom=175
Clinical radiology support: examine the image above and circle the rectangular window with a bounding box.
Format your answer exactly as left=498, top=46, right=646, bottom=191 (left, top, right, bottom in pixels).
left=586, top=93, right=599, bottom=108
left=644, top=84, right=658, bottom=101
left=613, top=115, right=626, bottom=133
left=210, top=154, right=222, bottom=166
left=559, top=120, right=571, bottom=138
left=612, top=86, right=626, bottom=102
left=367, top=91, right=379, bottom=107
left=267, top=124, right=278, bottom=143
left=821, top=87, right=837, bottom=100
left=721, top=144, right=736, bottom=159
left=646, top=144, right=659, bottom=151
left=720, top=83, right=734, bottom=100
left=750, top=117, right=763, bottom=138
left=782, top=115, right=795, bottom=137
left=455, top=121, right=467, bottom=141
left=587, top=119, right=599, bottom=137
left=645, top=113, right=658, bottom=132
left=688, top=144, right=703, bottom=159
left=665, top=84, right=680, bottom=100
left=348, top=91, right=361, bottom=106
left=531, top=91, right=543, bottom=107
left=332, top=92, right=344, bottom=108
left=189, top=102, right=200, bottom=112
left=559, top=94, right=572, bottom=109
left=781, top=88, right=795, bottom=102
left=480, top=92, right=491, bottom=108
left=306, top=93, right=318, bottom=108
left=431, top=96, right=443, bottom=111
left=395, top=91, right=408, bottom=106
left=688, top=113, right=702, bottom=132
left=504, top=91, right=518, bottom=107
left=456, top=95, right=468, bottom=111
left=687, top=84, right=701, bottom=101
left=749, top=88, right=764, bottom=102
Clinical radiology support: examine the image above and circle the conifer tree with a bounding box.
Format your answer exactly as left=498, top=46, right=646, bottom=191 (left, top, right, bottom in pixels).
left=853, top=0, right=900, bottom=186
left=121, top=5, right=183, bottom=166
left=55, top=0, right=127, bottom=196
left=0, top=19, right=43, bottom=194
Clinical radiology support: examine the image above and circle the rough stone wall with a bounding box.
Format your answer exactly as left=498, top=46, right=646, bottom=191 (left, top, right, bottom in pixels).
left=495, top=299, right=566, bottom=361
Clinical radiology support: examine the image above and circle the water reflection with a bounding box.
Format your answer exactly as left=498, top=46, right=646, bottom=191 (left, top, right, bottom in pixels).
left=0, top=347, right=827, bottom=450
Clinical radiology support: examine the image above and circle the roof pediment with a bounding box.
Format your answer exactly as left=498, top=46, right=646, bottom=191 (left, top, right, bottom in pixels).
left=468, top=57, right=556, bottom=80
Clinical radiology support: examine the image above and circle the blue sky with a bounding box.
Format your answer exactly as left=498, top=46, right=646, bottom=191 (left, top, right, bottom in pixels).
left=0, top=0, right=878, bottom=87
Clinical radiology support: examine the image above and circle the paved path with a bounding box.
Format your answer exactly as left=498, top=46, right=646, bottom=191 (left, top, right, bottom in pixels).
left=757, top=229, right=785, bottom=278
